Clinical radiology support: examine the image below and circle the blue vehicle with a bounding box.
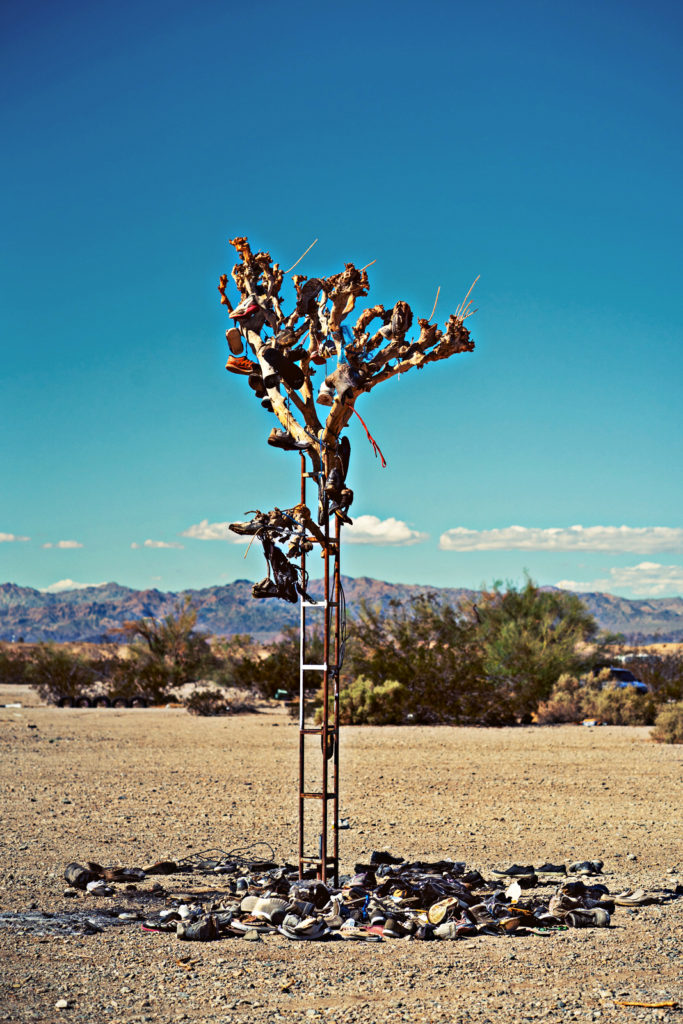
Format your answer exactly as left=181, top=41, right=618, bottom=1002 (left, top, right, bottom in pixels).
left=605, top=667, right=649, bottom=694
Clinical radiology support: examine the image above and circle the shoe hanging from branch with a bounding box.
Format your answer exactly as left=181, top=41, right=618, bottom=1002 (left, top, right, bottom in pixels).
left=219, top=236, right=477, bottom=602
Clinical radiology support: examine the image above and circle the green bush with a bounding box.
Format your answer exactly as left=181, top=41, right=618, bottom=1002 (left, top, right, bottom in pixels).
left=650, top=702, right=683, bottom=744
left=336, top=676, right=409, bottom=725
left=0, top=645, right=31, bottom=686
left=111, top=598, right=214, bottom=703
left=476, top=578, right=601, bottom=721
left=27, top=645, right=97, bottom=704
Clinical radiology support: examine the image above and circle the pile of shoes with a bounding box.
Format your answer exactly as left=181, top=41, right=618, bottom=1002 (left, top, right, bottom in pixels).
left=63, top=851, right=675, bottom=944
left=218, top=236, right=477, bottom=604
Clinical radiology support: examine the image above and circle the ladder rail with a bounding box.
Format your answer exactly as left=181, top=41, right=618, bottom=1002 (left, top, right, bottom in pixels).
left=298, top=450, right=342, bottom=885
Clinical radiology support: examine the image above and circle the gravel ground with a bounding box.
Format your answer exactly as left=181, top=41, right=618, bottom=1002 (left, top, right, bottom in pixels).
left=1, top=686, right=681, bottom=1024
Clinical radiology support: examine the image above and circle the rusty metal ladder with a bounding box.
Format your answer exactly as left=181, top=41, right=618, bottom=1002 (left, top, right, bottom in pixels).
left=298, top=452, right=341, bottom=885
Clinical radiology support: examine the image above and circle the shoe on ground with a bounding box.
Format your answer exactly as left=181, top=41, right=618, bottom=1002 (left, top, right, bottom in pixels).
left=382, top=917, right=408, bottom=938
left=177, top=915, right=219, bottom=941
left=64, top=863, right=99, bottom=890
left=427, top=897, right=459, bottom=925
left=369, top=851, right=404, bottom=866
left=491, top=864, right=535, bottom=877
left=566, top=907, right=610, bottom=928
left=536, top=862, right=567, bottom=874
left=567, top=860, right=603, bottom=875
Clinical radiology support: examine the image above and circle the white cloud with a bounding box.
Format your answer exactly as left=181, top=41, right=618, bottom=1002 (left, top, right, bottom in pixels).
left=344, top=515, right=428, bottom=546
left=1, top=532, right=30, bottom=543
left=142, top=539, right=184, bottom=549
left=557, top=562, right=683, bottom=598
left=40, top=579, right=106, bottom=594
left=439, top=525, right=683, bottom=553
left=42, top=540, right=84, bottom=549
left=181, top=519, right=250, bottom=543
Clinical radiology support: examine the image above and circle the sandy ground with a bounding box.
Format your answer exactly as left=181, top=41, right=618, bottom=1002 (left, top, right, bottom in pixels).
left=1, top=685, right=681, bottom=1024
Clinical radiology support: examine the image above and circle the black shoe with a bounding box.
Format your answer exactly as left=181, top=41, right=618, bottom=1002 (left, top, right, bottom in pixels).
left=248, top=372, right=267, bottom=399
left=252, top=578, right=279, bottom=599
left=268, top=428, right=311, bottom=452
left=370, top=851, right=404, bottom=866
left=536, top=862, right=567, bottom=874
left=329, top=486, right=354, bottom=524
left=262, top=346, right=305, bottom=391
left=338, top=435, right=351, bottom=481
left=325, top=467, right=343, bottom=496
left=491, top=864, right=535, bottom=877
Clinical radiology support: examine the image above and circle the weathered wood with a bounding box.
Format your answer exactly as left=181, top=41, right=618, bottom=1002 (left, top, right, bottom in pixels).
left=220, top=236, right=475, bottom=479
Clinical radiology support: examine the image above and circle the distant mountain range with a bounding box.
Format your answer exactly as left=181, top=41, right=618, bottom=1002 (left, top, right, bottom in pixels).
left=1, top=579, right=682, bottom=644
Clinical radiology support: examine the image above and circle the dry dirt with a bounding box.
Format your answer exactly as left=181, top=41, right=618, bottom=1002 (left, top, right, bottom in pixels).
left=1, top=685, right=681, bottom=1024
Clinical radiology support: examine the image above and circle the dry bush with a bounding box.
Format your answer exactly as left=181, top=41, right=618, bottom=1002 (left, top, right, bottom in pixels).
left=650, top=701, right=683, bottom=744
left=184, top=689, right=231, bottom=716
left=583, top=685, right=657, bottom=726
left=535, top=674, right=584, bottom=724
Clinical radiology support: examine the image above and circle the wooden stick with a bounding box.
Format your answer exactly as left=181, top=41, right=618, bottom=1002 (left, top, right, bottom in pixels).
left=359, top=259, right=377, bottom=272
left=427, top=285, right=440, bottom=322
left=285, top=238, right=318, bottom=275
left=455, top=275, right=480, bottom=318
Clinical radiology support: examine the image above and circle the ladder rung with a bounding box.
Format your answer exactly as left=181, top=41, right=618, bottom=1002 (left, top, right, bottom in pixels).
left=301, top=792, right=335, bottom=800
left=301, top=726, right=336, bottom=735
left=302, top=663, right=327, bottom=671
left=300, top=856, right=338, bottom=864
left=301, top=601, right=338, bottom=608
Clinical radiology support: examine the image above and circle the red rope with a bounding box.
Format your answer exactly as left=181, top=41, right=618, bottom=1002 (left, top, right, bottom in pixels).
left=352, top=408, right=387, bottom=468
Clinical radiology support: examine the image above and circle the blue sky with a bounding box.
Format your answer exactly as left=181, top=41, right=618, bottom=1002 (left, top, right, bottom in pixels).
left=2, top=0, right=682, bottom=599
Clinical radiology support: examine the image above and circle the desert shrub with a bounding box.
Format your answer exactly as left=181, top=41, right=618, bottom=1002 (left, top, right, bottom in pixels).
left=0, top=645, right=32, bottom=686
left=184, top=689, right=231, bottom=716
left=335, top=676, right=409, bottom=725
left=650, top=702, right=683, bottom=744
left=348, top=594, right=488, bottom=724
left=27, top=645, right=97, bottom=703
left=111, top=598, right=214, bottom=703
left=476, top=578, right=601, bottom=721
left=216, top=627, right=324, bottom=699
left=535, top=673, right=585, bottom=724
left=583, top=684, right=657, bottom=726
left=623, top=651, right=683, bottom=702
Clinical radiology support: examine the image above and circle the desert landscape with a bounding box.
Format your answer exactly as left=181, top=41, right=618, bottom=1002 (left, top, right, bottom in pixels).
left=1, top=685, right=681, bottom=1024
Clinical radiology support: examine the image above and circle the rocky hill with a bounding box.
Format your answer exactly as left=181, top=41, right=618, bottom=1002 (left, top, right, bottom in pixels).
left=1, top=579, right=682, bottom=644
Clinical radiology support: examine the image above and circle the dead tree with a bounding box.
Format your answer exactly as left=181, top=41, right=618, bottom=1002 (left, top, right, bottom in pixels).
left=220, top=236, right=475, bottom=475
